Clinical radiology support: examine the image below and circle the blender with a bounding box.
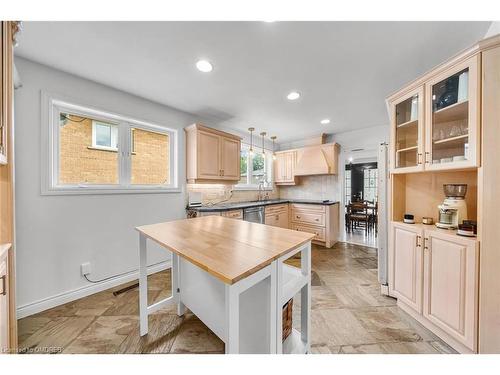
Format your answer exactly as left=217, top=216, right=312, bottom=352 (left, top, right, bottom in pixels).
left=436, top=184, right=468, bottom=229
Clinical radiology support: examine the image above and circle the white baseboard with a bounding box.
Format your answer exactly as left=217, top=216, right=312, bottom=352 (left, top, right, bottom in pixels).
left=16, top=260, right=171, bottom=319
left=380, top=284, right=390, bottom=296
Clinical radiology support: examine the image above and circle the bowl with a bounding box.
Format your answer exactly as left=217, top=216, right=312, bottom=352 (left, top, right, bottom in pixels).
left=443, top=184, right=467, bottom=198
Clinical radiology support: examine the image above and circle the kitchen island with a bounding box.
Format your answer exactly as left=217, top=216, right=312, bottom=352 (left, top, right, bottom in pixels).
left=136, top=216, right=315, bottom=354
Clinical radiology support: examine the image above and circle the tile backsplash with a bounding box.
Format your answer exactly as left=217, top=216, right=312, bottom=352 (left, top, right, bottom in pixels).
left=187, top=175, right=339, bottom=206
left=187, top=184, right=280, bottom=205
left=279, top=175, right=340, bottom=201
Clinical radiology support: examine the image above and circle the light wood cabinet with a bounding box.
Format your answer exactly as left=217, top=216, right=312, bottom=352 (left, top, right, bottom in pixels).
left=389, top=222, right=423, bottom=313
left=423, top=231, right=478, bottom=351
left=387, top=35, right=500, bottom=353
left=220, top=137, right=240, bottom=180
left=289, top=203, right=339, bottom=248
left=388, top=55, right=480, bottom=173
left=264, top=204, right=288, bottom=228
left=0, top=247, right=9, bottom=351
left=185, top=124, right=241, bottom=184
left=0, top=21, right=17, bottom=354
left=221, top=209, right=243, bottom=220
left=389, top=86, right=425, bottom=173
left=274, top=151, right=296, bottom=185
left=389, top=222, right=479, bottom=352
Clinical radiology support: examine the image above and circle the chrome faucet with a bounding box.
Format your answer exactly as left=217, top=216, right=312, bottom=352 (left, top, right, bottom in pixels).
left=257, top=174, right=269, bottom=201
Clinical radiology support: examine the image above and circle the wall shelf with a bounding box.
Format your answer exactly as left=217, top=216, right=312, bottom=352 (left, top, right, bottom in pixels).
left=433, top=134, right=468, bottom=145
left=397, top=119, right=418, bottom=128
left=396, top=145, right=418, bottom=153
left=433, top=100, right=468, bottom=123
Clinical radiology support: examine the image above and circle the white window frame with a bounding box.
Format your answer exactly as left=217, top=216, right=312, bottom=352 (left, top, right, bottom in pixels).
left=235, top=142, right=274, bottom=191
left=41, top=92, right=179, bottom=195
left=91, top=120, right=118, bottom=151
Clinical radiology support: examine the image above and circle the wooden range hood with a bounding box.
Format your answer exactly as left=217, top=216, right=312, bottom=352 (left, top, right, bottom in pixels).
left=294, top=142, right=340, bottom=176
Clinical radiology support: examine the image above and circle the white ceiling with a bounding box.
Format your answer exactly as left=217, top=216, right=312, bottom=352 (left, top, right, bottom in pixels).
left=16, top=21, right=490, bottom=142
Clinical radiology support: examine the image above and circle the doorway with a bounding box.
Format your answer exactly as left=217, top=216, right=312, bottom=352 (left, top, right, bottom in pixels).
left=344, top=162, right=378, bottom=248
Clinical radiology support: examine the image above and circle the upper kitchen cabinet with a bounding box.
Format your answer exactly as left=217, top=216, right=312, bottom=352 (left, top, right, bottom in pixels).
left=388, top=54, right=480, bottom=173
left=390, top=87, right=424, bottom=173
left=274, top=150, right=297, bottom=185
left=185, top=124, right=241, bottom=184
left=425, top=56, right=480, bottom=171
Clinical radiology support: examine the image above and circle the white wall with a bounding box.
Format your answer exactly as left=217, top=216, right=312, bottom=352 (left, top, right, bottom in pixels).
left=485, top=22, right=500, bottom=38
left=14, top=57, right=202, bottom=316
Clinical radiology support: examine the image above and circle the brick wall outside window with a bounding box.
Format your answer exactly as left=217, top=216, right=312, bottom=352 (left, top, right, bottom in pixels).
left=59, top=117, right=169, bottom=185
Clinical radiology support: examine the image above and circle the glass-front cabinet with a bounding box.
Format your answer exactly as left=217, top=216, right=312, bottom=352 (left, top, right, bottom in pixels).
left=390, top=87, right=424, bottom=173
left=425, top=55, right=480, bottom=170
left=389, top=55, right=480, bottom=174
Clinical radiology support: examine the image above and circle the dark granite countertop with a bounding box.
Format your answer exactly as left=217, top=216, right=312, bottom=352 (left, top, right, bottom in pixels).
left=187, top=199, right=339, bottom=212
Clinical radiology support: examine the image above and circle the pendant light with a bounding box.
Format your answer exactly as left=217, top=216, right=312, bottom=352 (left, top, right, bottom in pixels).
left=270, top=136, right=277, bottom=160
left=260, top=132, right=267, bottom=157
left=248, top=127, right=255, bottom=155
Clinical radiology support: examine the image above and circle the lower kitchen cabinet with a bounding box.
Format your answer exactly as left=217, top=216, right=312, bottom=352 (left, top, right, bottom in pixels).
left=423, top=230, right=479, bottom=351
left=389, top=222, right=479, bottom=352
left=290, top=203, right=339, bottom=248
left=264, top=204, right=288, bottom=228
left=389, top=222, right=423, bottom=313
left=221, top=209, right=243, bottom=220
left=0, top=245, right=12, bottom=352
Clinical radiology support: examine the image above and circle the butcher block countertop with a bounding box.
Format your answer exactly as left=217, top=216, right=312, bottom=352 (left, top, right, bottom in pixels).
left=136, top=216, right=314, bottom=285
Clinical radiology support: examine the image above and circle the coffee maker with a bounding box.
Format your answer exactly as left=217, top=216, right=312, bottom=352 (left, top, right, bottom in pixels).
left=436, top=184, right=468, bottom=229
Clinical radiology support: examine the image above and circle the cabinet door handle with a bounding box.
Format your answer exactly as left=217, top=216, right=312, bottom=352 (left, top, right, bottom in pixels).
left=0, top=275, right=6, bottom=296
left=416, top=235, right=420, bottom=247
left=424, top=237, right=429, bottom=250
left=417, top=153, right=422, bottom=165
left=296, top=215, right=301, bottom=219
left=315, top=218, right=319, bottom=221
left=425, top=152, right=430, bottom=164
left=221, top=169, right=224, bottom=176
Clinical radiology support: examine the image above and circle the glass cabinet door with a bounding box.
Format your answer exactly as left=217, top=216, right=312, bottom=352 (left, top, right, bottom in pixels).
left=426, top=56, right=479, bottom=169
left=391, top=87, right=423, bottom=172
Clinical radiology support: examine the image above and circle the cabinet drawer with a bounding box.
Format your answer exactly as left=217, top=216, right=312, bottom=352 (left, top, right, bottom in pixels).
left=222, top=209, right=243, bottom=219
left=290, top=203, right=325, bottom=213
left=200, top=212, right=221, bottom=217
left=291, top=223, right=325, bottom=242
left=265, top=204, right=288, bottom=215
left=291, top=209, right=325, bottom=227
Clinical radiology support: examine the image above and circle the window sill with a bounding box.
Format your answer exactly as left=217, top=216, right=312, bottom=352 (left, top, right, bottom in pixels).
left=87, top=146, right=137, bottom=155
left=41, top=186, right=181, bottom=196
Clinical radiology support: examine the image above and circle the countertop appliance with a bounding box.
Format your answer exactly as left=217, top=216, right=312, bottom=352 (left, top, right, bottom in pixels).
left=243, top=206, right=264, bottom=224
left=436, top=184, right=468, bottom=229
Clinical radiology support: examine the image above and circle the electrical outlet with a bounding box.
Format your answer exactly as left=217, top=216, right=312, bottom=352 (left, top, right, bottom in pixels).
left=81, top=262, right=91, bottom=276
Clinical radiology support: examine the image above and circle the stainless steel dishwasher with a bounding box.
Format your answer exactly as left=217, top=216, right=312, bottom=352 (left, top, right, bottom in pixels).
left=243, top=206, right=264, bottom=223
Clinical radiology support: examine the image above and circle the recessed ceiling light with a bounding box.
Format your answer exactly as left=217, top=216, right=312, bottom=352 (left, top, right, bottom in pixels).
left=287, top=91, right=300, bottom=101
left=320, top=119, right=330, bottom=125
left=196, top=60, right=213, bottom=73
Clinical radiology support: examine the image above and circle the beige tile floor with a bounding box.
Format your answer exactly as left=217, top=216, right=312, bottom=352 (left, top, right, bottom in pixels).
left=17, top=242, right=454, bottom=354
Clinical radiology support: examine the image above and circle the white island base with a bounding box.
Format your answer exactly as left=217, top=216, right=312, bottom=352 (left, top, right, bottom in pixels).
left=138, top=233, right=311, bottom=354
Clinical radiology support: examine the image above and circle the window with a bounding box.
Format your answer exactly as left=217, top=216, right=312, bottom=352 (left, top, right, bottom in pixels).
left=363, top=168, right=378, bottom=203
left=345, top=169, right=351, bottom=208
left=92, top=120, right=118, bottom=150
left=236, top=143, right=273, bottom=189
left=43, top=93, right=178, bottom=194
